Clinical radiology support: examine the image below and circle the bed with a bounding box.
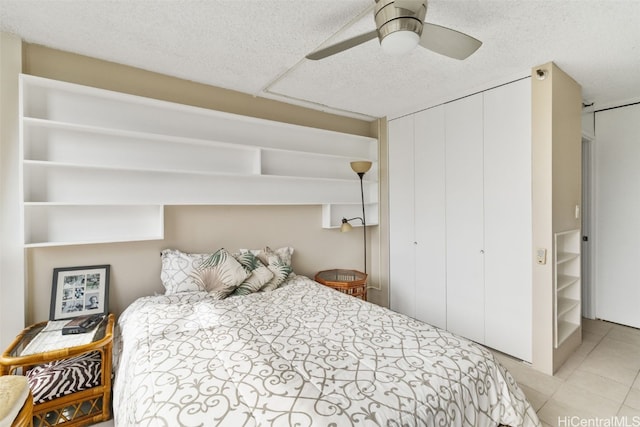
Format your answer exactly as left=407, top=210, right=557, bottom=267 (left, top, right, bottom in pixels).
left=113, top=260, right=541, bottom=426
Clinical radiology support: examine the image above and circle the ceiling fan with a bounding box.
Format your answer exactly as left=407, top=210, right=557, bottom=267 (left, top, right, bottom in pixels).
left=306, top=0, right=482, bottom=61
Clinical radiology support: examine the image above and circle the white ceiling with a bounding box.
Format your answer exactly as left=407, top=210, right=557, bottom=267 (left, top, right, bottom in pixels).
left=1, top=0, right=639, bottom=121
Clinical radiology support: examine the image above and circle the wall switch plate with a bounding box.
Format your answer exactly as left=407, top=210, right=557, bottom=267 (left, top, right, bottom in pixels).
left=536, top=248, right=547, bottom=265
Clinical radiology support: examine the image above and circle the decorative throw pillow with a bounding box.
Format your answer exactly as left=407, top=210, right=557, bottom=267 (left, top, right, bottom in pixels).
left=160, top=249, right=212, bottom=294
left=241, top=247, right=293, bottom=292
left=232, top=251, right=274, bottom=296
left=190, top=248, right=248, bottom=299
left=240, top=246, right=294, bottom=267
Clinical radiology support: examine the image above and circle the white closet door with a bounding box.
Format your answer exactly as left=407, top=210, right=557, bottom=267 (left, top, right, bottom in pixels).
left=483, top=79, right=532, bottom=361
left=389, top=115, right=416, bottom=317
left=445, top=94, right=485, bottom=343
left=595, top=104, right=640, bottom=329
left=414, top=106, right=447, bottom=329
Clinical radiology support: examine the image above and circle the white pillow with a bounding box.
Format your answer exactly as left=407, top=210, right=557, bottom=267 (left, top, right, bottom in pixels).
left=160, top=249, right=212, bottom=294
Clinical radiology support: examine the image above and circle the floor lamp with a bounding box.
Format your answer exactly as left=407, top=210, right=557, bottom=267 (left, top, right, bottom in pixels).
left=340, top=161, right=372, bottom=275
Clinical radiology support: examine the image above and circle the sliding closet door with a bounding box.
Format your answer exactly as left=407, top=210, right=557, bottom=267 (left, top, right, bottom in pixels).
left=483, top=79, right=532, bottom=361
left=445, top=94, right=485, bottom=343
left=389, top=115, right=416, bottom=316
left=414, top=106, right=447, bottom=329
left=595, top=103, right=640, bottom=329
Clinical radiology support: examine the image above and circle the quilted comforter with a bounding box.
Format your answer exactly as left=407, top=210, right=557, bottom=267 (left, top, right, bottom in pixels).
left=113, top=275, right=540, bottom=426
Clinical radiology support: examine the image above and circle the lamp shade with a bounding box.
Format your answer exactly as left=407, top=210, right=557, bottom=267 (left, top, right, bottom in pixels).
left=350, top=161, right=372, bottom=174
left=340, top=220, right=353, bottom=233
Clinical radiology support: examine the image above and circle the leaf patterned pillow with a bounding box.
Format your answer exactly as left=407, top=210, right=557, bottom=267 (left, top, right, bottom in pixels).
left=232, top=251, right=274, bottom=296
left=242, top=247, right=293, bottom=292
left=190, top=248, right=248, bottom=299
left=240, top=246, right=294, bottom=267
left=160, top=249, right=212, bottom=294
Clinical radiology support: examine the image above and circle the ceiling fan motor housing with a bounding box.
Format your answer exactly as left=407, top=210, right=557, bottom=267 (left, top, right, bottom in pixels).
left=374, top=0, right=427, bottom=41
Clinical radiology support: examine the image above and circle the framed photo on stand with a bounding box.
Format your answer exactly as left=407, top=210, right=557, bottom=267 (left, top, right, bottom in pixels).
left=50, top=265, right=110, bottom=321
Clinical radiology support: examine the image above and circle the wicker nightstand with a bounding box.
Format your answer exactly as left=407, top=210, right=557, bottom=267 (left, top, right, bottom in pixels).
left=315, top=269, right=368, bottom=301
left=0, top=314, right=114, bottom=427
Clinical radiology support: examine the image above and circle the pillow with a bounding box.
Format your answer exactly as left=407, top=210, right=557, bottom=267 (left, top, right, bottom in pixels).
left=241, top=247, right=293, bottom=292
left=190, top=248, right=248, bottom=299
left=232, top=251, right=274, bottom=296
left=160, top=249, right=212, bottom=294
left=240, top=246, right=294, bottom=267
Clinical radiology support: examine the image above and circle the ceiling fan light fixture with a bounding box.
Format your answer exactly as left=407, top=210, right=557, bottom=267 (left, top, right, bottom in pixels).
left=305, top=0, right=481, bottom=61
left=380, top=29, right=420, bottom=55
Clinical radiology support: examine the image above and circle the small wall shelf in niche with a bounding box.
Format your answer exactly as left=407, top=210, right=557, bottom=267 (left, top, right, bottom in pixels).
left=19, top=74, right=378, bottom=247
left=554, top=229, right=581, bottom=348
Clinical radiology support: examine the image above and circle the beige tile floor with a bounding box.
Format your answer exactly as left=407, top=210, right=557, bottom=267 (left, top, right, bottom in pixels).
left=96, top=318, right=640, bottom=427
left=493, top=318, right=640, bottom=427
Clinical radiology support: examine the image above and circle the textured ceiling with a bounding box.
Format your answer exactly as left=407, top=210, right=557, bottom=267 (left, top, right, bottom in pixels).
left=1, top=0, right=639, bottom=121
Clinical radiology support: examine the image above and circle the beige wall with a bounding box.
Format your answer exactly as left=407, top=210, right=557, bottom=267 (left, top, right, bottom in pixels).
left=531, top=62, right=582, bottom=374
left=550, top=63, right=582, bottom=372
left=28, top=205, right=379, bottom=321
left=20, top=44, right=385, bottom=324
left=0, top=32, right=25, bottom=350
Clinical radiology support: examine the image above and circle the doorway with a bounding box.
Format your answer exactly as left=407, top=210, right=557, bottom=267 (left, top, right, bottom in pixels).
left=581, top=137, right=595, bottom=319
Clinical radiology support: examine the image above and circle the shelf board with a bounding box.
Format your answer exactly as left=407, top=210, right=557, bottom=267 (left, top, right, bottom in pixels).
left=556, top=320, right=580, bottom=348
left=23, top=159, right=380, bottom=184
left=25, top=235, right=163, bottom=248
left=557, top=297, right=580, bottom=318
left=557, top=274, right=580, bottom=292
left=22, top=117, right=259, bottom=153
left=23, top=116, right=378, bottom=161
left=556, top=251, right=580, bottom=264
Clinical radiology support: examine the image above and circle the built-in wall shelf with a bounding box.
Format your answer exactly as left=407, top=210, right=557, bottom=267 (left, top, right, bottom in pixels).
left=554, top=229, right=581, bottom=348
left=19, top=74, right=378, bottom=247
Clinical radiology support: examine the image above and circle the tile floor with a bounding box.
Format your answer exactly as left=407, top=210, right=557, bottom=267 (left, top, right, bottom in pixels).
left=493, top=318, right=640, bottom=426
left=96, top=318, right=640, bottom=427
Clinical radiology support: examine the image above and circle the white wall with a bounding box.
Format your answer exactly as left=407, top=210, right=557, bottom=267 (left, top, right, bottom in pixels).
left=594, top=103, right=640, bottom=328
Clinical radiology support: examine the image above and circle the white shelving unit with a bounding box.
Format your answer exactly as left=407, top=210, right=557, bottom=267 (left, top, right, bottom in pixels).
left=19, top=74, right=378, bottom=247
left=554, top=229, right=581, bottom=347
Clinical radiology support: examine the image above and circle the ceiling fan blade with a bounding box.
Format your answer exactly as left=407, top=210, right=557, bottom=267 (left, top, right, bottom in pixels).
left=306, top=30, right=378, bottom=60
left=394, top=0, right=425, bottom=13
left=419, top=22, right=482, bottom=60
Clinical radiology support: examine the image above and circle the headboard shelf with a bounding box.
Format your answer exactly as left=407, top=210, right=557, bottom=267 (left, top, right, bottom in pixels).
left=19, top=74, right=379, bottom=247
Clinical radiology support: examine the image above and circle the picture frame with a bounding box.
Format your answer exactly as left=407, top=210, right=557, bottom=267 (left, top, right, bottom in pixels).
left=50, top=265, right=110, bottom=320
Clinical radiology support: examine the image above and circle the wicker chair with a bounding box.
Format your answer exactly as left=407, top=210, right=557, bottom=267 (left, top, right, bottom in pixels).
left=0, top=375, right=33, bottom=427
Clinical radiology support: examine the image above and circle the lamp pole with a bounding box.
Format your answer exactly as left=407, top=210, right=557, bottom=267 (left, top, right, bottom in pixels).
left=347, top=160, right=372, bottom=277
left=357, top=171, right=367, bottom=275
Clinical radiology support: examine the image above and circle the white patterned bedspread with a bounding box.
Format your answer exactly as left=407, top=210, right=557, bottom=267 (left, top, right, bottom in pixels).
left=113, top=275, right=540, bottom=427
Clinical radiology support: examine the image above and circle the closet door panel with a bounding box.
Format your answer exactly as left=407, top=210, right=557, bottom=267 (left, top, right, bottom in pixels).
left=388, top=115, right=416, bottom=317
left=595, top=104, right=640, bottom=329
left=483, top=79, right=532, bottom=361
left=445, top=94, right=485, bottom=344
left=414, top=106, right=447, bottom=329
